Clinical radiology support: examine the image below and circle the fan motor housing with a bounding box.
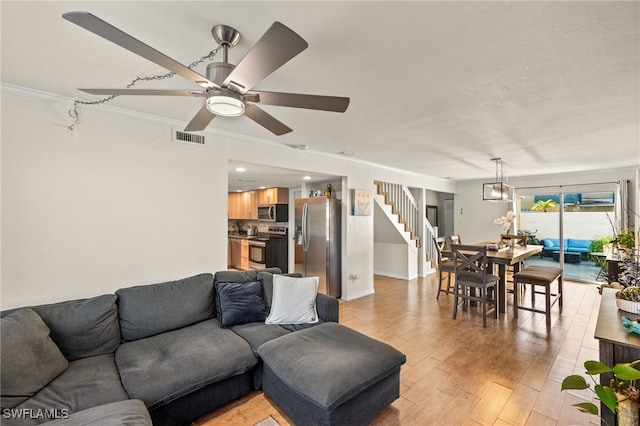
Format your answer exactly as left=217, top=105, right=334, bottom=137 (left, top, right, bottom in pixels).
left=207, top=62, right=235, bottom=86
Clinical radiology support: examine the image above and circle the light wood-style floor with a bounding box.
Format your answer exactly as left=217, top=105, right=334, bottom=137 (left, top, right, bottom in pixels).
left=195, top=274, right=603, bottom=425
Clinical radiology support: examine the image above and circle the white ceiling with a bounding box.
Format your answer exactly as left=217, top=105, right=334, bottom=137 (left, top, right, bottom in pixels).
left=2, top=1, right=639, bottom=187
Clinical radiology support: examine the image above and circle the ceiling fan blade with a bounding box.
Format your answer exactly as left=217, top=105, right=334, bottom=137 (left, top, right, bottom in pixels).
left=244, top=104, right=292, bottom=136
left=80, top=88, right=206, bottom=96
left=184, top=105, right=216, bottom=132
left=223, top=22, right=308, bottom=93
left=63, top=11, right=219, bottom=90
left=253, top=91, right=350, bottom=112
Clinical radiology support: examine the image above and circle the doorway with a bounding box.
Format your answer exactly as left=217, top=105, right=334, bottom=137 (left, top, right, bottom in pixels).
left=518, top=190, right=617, bottom=283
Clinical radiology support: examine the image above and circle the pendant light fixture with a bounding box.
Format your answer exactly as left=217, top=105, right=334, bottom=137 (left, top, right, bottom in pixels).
left=483, top=158, right=514, bottom=202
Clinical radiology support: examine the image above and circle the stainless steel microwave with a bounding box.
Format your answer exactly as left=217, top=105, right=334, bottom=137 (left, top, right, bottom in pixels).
left=257, top=204, right=288, bottom=222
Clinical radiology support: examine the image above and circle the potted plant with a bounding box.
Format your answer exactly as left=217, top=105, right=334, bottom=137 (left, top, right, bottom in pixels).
left=561, top=360, right=640, bottom=426
left=589, top=236, right=614, bottom=260
left=614, top=230, right=636, bottom=249
left=531, top=199, right=557, bottom=212
left=615, top=286, right=640, bottom=313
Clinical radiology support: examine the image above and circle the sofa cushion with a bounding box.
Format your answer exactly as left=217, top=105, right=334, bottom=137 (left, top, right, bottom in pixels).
left=265, top=275, right=319, bottom=325
left=543, top=238, right=559, bottom=249
left=4, top=354, right=129, bottom=425
left=1, top=308, right=69, bottom=409
left=33, top=295, right=120, bottom=361
left=257, top=271, right=303, bottom=309
left=43, top=400, right=151, bottom=426
left=231, top=322, right=290, bottom=352
left=216, top=281, right=268, bottom=328
left=115, top=318, right=257, bottom=409
left=116, top=273, right=214, bottom=341
left=567, top=239, right=592, bottom=251
left=257, top=322, right=406, bottom=411
left=0, top=295, right=121, bottom=362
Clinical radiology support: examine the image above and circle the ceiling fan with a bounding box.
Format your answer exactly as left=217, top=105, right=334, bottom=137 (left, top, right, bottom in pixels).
left=62, top=11, right=350, bottom=135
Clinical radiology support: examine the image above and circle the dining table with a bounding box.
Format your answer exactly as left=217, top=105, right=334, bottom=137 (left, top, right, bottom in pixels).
left=444, top=242, right=544, bottom=314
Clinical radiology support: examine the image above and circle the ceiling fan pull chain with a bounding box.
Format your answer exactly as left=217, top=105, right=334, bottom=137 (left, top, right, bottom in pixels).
left=66, top=47, right=220, bottom=130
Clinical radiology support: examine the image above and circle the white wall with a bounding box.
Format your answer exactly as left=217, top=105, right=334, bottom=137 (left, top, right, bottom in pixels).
left=520, top=211, right=614, bottom=241
left=1, top=87, right=459, bottom=308
left=373, top=242, right=418, bottom=280
left=455, top=169, right=638, bottom=245
left=1, top=92, right=228, bottom=309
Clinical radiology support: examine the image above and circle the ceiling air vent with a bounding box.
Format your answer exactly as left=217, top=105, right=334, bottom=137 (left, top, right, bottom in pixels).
left=172, top=129, right=205, bottom=145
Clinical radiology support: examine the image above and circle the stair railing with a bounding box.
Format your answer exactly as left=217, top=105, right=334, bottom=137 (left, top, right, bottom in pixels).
left=375, top=181, right=421, bottom=247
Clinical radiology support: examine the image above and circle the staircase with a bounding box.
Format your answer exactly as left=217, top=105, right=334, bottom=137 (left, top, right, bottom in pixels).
left=374, top=181, right=437, bottom=278
left=374, top=181, right=421, bottom=247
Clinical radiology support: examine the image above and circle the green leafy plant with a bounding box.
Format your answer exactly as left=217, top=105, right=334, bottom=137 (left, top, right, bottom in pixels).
left=531, top=199, right=557, bottom=212
left=614, top=230, right=636, bottom=248
left=561, top=360, right=640, bottom=423
left=589, top=236, right=613, bottom=261
left=616, top=286, right=640, bottom=302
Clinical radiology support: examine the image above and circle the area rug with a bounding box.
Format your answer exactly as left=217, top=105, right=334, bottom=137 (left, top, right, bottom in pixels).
left=254, top=415, right=280, bottom=426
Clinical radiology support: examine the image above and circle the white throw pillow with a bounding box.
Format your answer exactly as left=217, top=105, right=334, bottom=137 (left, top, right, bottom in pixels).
left=265, top=275, right=319, bottom=325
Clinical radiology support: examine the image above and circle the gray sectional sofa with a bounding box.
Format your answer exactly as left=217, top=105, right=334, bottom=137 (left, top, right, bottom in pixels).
left=1, top=268, right=404, bottom=426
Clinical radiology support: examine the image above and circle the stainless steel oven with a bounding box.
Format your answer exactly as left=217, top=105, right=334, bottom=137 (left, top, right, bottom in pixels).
left=248, top=240, right=267, bottom=269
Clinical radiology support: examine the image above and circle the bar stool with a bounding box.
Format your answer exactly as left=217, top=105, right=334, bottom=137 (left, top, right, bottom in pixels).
left=513, top=266, right=563, bottom=326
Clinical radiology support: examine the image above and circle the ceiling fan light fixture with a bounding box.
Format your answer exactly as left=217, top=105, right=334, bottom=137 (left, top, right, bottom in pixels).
left=206, top=91, right=245, bottom=117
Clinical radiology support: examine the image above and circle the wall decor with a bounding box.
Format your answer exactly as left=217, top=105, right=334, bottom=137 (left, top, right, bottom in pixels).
left=353, top=189, right=372, bottom=216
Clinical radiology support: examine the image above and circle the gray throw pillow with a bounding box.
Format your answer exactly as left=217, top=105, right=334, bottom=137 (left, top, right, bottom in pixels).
left=0, top=308, right=69, bottom=408
left=216, top=281, right=268, bottom=328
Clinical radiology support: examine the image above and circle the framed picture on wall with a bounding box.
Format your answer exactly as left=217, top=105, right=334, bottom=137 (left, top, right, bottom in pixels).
left=426, top=205, right=438, bottom=226
left=353, top=189, right=372, bottom=216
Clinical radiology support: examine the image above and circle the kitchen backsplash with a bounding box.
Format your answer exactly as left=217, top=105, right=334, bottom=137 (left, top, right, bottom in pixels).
left=228, top=220, right=288, bottom=234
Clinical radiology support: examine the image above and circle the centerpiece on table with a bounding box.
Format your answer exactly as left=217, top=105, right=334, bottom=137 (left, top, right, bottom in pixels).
left=616, top=285, right=640, bottom=315
left=492, top=211, right=514, bottom=248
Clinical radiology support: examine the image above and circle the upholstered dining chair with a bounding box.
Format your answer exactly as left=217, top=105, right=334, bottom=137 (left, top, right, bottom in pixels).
left=433, top=237, right=456, bottom=299
left=451, top=244, right=499, bottom=327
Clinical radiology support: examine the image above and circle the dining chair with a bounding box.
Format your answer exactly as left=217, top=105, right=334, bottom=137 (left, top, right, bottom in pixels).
left=433, top=237, right=456, bottom=299
left=447, top=234, right=462, bottom=247
left=451, top=244, right=499, bottom=327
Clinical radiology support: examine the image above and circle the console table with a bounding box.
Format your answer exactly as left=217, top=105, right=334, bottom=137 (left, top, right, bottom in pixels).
left=594, top=288, right=640, bottom=425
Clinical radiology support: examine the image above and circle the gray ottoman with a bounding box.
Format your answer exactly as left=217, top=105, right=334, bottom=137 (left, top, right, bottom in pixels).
left=256, top=322, right=406, bottom=426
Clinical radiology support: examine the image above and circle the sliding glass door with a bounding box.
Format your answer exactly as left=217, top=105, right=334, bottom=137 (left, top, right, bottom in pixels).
left=518, top=188, right=618, bottom=283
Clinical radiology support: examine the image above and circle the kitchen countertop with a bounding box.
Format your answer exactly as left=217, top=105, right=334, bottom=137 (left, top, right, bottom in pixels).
left=228, top=232, right=269, bottom=241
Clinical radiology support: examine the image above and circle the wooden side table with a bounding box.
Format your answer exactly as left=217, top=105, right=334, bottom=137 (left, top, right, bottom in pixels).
left=595, top=288, right=640, bottom=425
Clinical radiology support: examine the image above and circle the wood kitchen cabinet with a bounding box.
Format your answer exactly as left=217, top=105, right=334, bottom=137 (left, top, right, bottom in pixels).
left=228, top=238, right=241, bottom=269
left=228, top=191, right=258, bottom=220
left=240, top=240, right=249, bottom=270
left=258, top=187, right=289, bottom=205
left=242, top=191, right=257, bottom=220
left=229, top=188, right=288, bottom=219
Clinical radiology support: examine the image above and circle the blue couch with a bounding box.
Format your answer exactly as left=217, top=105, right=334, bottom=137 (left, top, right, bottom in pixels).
left=542, top=238, right=593, bottom=259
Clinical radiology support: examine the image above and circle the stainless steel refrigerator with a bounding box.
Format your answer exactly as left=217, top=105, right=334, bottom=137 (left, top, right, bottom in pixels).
left=295, top=197, right=341, bottom=297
